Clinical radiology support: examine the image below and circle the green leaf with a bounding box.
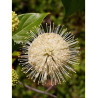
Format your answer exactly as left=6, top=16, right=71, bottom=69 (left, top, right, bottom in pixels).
left=12, top=51, right=20, bottom=64
left=12, top=39, right=22, bottom=52
left=12, top=13, right=48, bottom=44
left=12, top=51, right=20, bottom=57
left=61, top=0, right=85, bottom=16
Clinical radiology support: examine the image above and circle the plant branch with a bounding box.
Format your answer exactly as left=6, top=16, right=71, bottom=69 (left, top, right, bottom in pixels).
left=19, top=81, right=57, bottom=98
left=45, top=85, right=54, bottom=92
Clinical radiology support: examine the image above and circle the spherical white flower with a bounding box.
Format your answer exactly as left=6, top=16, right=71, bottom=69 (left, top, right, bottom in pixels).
left=19, top=24, right=80, bottom=85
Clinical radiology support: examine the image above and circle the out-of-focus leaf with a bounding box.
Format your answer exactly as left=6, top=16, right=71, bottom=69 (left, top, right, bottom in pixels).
left=12, top=39, right=22, bottom=52
left=12, top=51, right=20, bottom=64
left=12, top=58, right=16, bottom=64
left=12, top=51, right=20, bottom=56
left=12, top=13, right=49, bottom=44
left=61, top=0, right=85, bottom=16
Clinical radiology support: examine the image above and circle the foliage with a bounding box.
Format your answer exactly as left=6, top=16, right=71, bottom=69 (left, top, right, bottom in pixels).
left=12, top=0, right=65, bottom=25
left=12, top=0, right=85, bottom=98
left=12, top=13, right=48, bottom=44
left=62, top=0, right=85, bottom=16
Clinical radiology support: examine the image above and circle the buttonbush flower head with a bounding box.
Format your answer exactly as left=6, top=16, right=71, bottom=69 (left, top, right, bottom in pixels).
left=12, top=11, right=19, bottom=32
left=19, top=24, right=80, bottom=85
left=12, top=69, right=19, bottom=86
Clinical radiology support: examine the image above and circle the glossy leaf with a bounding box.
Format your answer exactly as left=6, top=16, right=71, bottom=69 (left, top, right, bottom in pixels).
left=12, top=13, right=48, bottom=43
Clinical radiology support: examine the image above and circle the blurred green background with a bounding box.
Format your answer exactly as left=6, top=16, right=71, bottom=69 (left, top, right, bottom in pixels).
left=12, top=0, right=85, bottom=98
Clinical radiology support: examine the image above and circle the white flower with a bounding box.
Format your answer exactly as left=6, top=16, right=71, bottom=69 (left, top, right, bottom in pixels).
left=19, top=24, right=80, bottom=85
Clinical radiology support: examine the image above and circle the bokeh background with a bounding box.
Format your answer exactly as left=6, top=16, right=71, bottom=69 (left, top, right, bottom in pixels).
left=12, top=0, right=85, bottom=98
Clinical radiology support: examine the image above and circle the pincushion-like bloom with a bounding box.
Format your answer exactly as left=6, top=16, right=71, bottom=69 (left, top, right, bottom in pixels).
left=12, top=11, right=19, bottom=32
left=19, top=24, right=80, bottom=85
left=12, top=69, right=19, bottom=86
